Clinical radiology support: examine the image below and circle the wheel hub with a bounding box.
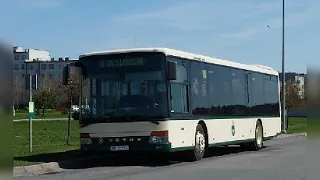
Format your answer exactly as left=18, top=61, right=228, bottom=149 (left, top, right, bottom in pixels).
left=256, top=125, right=263, bottom=146
left=196, top=131, right=205, bottom=153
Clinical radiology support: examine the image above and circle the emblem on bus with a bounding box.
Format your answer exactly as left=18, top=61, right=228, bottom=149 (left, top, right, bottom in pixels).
left=98, top=138, right=104, bottom=144
left=231, top=121, right=235, bottom=136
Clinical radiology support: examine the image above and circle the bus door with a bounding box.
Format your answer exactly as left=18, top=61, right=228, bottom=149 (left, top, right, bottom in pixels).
left=245, top=73, right=253, bottom=108
left=245, top=73, right=255, bottom=134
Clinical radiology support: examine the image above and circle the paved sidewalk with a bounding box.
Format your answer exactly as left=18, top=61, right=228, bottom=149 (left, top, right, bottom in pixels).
left=13, top=118, right=73, bottom=122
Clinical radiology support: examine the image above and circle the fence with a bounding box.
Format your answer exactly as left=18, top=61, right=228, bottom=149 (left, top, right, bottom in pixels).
left=286, top=108, right=306, bottom=118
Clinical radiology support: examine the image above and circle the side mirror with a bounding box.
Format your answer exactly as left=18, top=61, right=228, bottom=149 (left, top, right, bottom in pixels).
left=81, top=66, right=88, bottom=79
left=73, top=61, right=88, bottom=79
left=167, top=61, right=177, bottom=80
left=62, top=65, right=70, bottom=85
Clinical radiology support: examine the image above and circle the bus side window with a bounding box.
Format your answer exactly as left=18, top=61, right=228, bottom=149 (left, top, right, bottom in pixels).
left=170, top=84, right=188, bottom=113
left=167, top=57, right=189, bottom=113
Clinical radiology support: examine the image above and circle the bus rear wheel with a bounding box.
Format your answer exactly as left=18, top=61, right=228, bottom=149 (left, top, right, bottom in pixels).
left=243, top=121, right=263, bottom=151
left=190, top=124, right=207, bottom=161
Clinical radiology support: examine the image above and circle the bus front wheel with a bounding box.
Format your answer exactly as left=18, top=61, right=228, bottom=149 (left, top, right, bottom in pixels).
left=190, top=124, right=207, bottom=161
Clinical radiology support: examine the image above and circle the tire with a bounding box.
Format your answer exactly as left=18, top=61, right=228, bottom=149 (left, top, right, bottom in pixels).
left=248, top=121, right=264, bottom=151
left=190, top=124, right=207, bottom=161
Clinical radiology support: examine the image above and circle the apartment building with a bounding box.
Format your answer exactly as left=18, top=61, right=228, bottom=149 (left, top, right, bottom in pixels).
left=279, top=72, right=306, bottom=98
left=13, top=46, right=77, bottom=106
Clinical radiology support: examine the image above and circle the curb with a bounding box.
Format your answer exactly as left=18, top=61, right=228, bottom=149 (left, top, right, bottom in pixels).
left=13, top=154, right=107, bottom=177
left=275, top=132, right=307, bottom=139
left=13, top=162, right=62, bottom=177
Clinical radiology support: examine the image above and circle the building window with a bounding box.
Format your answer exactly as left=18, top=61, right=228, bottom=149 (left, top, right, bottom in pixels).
left=28, top=65, right=33, bottom=70
left=49, top=64, right=54, bottom=69
left=41, top=64, right=47, bottom=70
left=21, top=64, right=25, bottom=70
left=22, top=55, right=27, bottom=60
left=14, top=64, right=19, bottom=70
left=49, top=74, right=54, bottom=79
left=14, top=55, right=19, bottom=60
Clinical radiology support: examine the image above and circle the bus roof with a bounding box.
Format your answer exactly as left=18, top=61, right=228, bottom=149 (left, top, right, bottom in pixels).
left=80, top=47, right=279, bottom=76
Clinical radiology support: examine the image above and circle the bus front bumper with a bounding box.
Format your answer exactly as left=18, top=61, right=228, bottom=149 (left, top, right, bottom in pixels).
left=80, top=136, right=172, bottom=153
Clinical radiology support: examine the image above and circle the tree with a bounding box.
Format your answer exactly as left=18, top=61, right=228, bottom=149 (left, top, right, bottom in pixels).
left=33, top=73, right=59, bottom=116
left=56, top=71, right=81, bottom=109
left=56, top=70, right=86, bottom=145
left=280, top=82, right=303, bottom=113
left=34, top=88, right=59, bottom=116
left=13, top=74, right=26, bottom=107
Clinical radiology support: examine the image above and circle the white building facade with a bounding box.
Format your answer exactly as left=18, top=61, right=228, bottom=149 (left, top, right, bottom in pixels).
left=13, top=46, right=77, bottom=107
left=279, top=72, right=306, bottom=98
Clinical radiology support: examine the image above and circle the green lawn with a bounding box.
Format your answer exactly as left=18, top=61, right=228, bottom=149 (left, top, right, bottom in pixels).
left=306, top=117, right=320, bottom=138
left=286, top=117, right=307, bottom=134
left=13, top=120, right=80, bottom=166
left=13, top=110, right=69, bottom=120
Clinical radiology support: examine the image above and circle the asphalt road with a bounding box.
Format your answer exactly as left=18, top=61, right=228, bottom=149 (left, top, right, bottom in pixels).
left=15, top=135, right=307, bottom=180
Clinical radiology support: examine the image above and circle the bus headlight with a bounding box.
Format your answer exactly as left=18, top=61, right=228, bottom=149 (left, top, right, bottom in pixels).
left=149, top=136, right=168, bottom=144
left=80, top=138, right=92, bottom=145
left=149, top=131, right=169, bottom=144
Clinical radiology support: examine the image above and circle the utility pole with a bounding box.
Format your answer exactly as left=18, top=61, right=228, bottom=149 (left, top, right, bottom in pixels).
left=281, top=0, right=286, bottom=133
left=26, top=74, right=37, bottom=152
left=29, top=75, right=33, bottom=152
left=67, top=87, right=73, bottom=145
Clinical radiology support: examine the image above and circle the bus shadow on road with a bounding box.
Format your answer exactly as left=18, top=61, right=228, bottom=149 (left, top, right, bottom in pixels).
left=14, top=145, right=270, bottom=170
left=205, top=145, right=270, bottom=158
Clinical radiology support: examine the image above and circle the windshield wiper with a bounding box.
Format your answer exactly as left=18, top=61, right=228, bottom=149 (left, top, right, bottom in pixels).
left=122, top=115, right=162, bottom=125
left=148, top=119, right=160, bottom=125
left=147, top=116, right=166, bottom=125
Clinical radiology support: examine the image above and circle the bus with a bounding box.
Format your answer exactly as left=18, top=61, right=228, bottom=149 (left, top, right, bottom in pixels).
left=63, top=48, right=282, bottom=161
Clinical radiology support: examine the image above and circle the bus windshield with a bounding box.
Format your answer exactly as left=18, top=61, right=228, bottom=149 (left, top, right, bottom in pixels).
left=80, top=52, right=169, bottom=122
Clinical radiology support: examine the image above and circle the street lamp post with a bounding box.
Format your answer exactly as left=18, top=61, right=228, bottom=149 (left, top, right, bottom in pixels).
left=281, top=0, right=286, bottom=133
left=67, top=86, right=73, bottom=145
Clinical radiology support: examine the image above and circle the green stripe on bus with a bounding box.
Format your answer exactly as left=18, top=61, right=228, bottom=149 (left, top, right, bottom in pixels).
left=208, top=139, right=255, bottom=147
left=170, top=134, right=281, bottom=152
left=169, top=146, right=194, bottom=152
left=169, top=115, right=280, bottom=120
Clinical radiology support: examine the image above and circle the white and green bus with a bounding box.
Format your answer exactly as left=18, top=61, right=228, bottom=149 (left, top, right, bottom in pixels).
left=63, top=48, right=281, bottom=161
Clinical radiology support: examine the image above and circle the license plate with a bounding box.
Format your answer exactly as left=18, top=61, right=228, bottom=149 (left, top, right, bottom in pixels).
left=110, top=145, right=129, bottom=151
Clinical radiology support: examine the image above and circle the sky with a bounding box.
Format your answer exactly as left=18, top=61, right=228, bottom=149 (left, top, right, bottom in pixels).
left=0, top=0, right=318, bottom=73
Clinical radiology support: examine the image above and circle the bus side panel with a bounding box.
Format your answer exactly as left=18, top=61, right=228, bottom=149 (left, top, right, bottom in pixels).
left=205, top=118, right=256, bottom=145
left=260, top=117, right=282, bottom=138
left=167, top=117, right=281, bottom=149
left=167, top=120, right=199, bottom=149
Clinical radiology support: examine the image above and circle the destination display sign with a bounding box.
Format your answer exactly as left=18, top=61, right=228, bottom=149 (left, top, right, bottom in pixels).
left=100, top=58, right=144, bottom=68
